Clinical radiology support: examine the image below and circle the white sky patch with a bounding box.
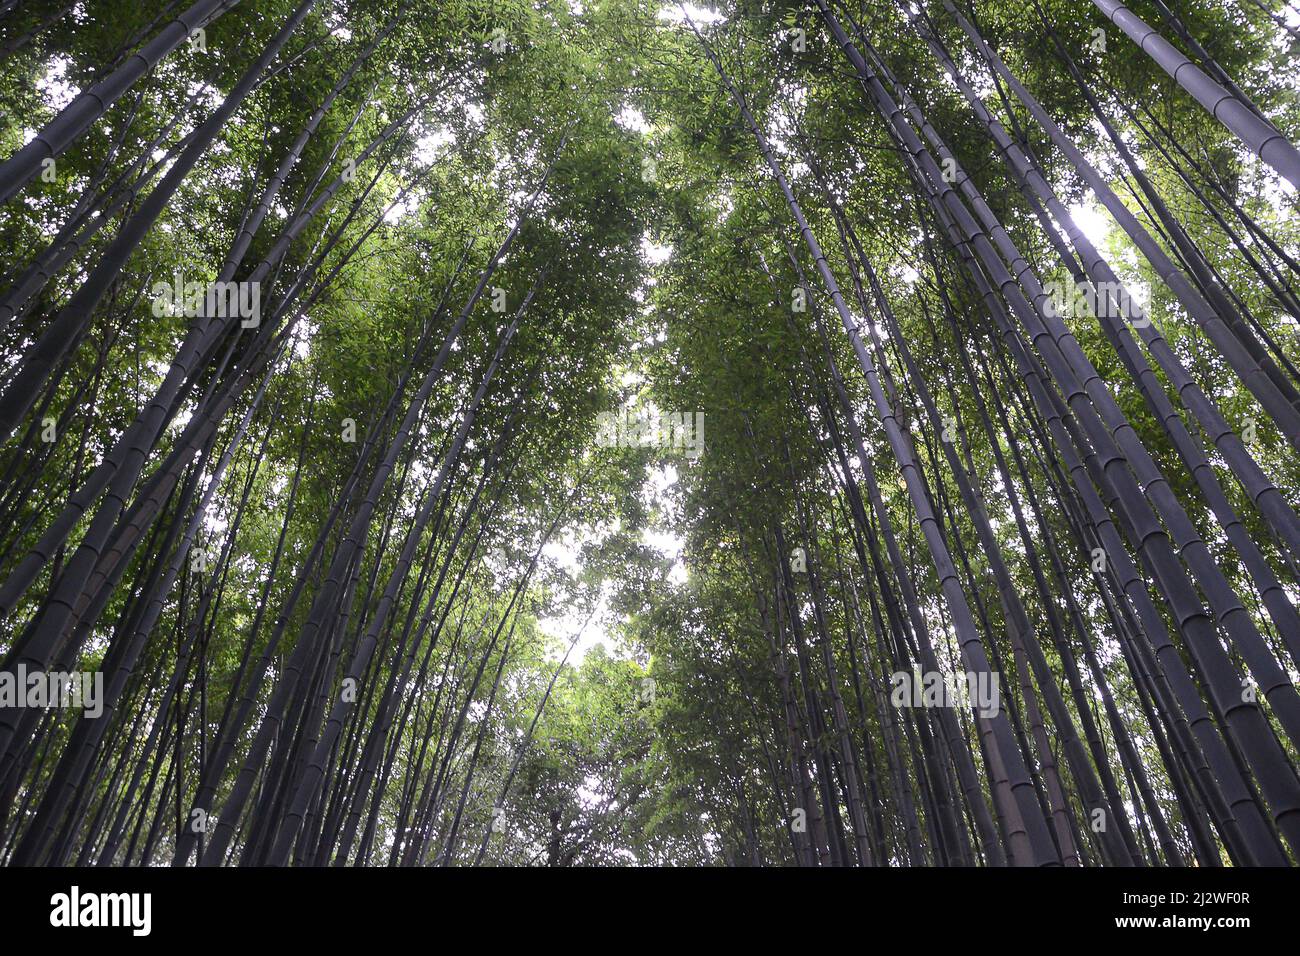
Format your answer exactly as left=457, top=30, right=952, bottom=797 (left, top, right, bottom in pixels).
left=616, top=106, right=650, bottom=133
left=186, top=80, right=222, bottom=113
left=647, top=462, right=678, bottom=495
left=294, top=316, right=318, bottom=360
left=658, top=4, right=725, bottom=25
left=576, top=772, right=603, bottom=807
left=537, top=583, right=612, bottom=664
left=643, top=530, right=686, bottom=585
left=538, top=531, right=620, bottom=663
left=416, top=128, right=455, bottom=164
left=202, top=503, right=228, bottom=539
left=642, top=526, right=682, bottom=556
left=167, top=406, right=194, bottom=437
left=31, top=56, right=77, bottom=133
left=643, top=465, right=687, bottom=584
left=1067, top=200, right=1111, bottom=249
left=384, top=188, right=424, bottom=223
left=542, top=531, right=583, bottom=574
left=465, top=101, right=486, bottom=126
left=712, top=188, right=735, bottom=221
left=640, top=235, right=672, bottom=264
left=324, top=7, right=352, bottom=41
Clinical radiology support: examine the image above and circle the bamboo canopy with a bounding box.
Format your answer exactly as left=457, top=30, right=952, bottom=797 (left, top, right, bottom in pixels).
left=0, top=0, right=1298, bottom=867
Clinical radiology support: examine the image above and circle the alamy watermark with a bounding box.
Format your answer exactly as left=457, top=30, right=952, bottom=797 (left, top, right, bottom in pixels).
left=152, top=271, right=260, bottom=327
left=595, top=408, right=704, bottom=459
left=1042, top=279, right=1151, bottom=328
left=0, top=665, right=103, bottom=718
left=891, top=668, right=1001, bottom=719
left=50, top=886, right=150, bottom=936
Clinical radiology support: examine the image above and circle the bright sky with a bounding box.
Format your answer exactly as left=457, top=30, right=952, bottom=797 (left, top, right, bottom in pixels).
left=537, top=460, right=686, bottom=664
left=534, top=182, right=1115, bottom=670
left=658, top=4, right=725, bottom=26
left=530, top=208, right=684, bottom=663
left=1067, top=199, right=1112, bottom=249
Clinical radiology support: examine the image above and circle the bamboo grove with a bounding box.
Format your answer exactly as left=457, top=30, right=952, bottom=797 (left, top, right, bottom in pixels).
left=0, top=0, right=1298, bottom=867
